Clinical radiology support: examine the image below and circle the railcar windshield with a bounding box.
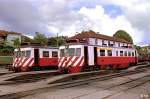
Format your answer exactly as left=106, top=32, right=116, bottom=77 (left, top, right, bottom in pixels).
left=14, top=51, right=21, bottom=58
left=14, top=50, right=31, bottom=58
left=60, top=48, right=81, bottom=57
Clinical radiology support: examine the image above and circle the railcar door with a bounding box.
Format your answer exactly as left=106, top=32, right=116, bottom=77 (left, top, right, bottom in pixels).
left=34, top=49, right=39, bottom=66
left=84, top=46, right=88, bottom=66
left=94, top=47, right=97, bottom=65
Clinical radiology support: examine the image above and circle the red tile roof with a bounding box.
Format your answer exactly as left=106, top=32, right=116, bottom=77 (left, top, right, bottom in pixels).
left=0, top=30, right=21, bottom=36
left=68, top=30, right=132, bottom=44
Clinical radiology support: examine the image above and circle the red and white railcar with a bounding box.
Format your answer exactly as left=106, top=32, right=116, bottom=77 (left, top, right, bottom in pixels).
left=59, top=44, right=138, bottom=73
left=58, top=32, right=138, bottom=73
left=12, top=46, right=59, bottom=72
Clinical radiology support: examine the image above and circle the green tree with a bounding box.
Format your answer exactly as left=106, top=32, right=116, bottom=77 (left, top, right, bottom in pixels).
left=113, top=30, right=133, bottom=43
left=13, top=38, right=21, bottom=48
left=33, top=32, right=48, bottom=45
left=48, top=36, right=66, bottom=47
left=21, top=35, right=34, bottom=44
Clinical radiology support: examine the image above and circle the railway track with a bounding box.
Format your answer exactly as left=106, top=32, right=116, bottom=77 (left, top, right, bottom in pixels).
left=0, top=70, right=60, bottom=85
left=0, top=65, right=149, bottom=99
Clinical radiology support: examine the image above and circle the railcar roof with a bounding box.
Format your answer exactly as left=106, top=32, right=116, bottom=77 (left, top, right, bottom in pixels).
left=16, top=45, right=59, bottom=49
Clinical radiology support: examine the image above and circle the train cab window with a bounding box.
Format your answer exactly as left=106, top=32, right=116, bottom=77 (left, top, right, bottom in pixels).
left=75, top=48, right=81, bottom=56
left=128, top=52, right=131, bottom=57
left=107, top=50, right=112, bottom=56
left=22, top=51, right=25, bottom=57
left=43, top=51, right=49, bottom=57
left=120, top=51, right=123, bottom=56
left=132, top=52, right=134, bottom=57
left=100, top=50, right=105, bottom=56
left=60, top=49, right=65, bottom=57
left=52, top=51, right=58, bottom=58
left=116, top=51, right=118, bottom=56
left=68, top=48, right=75, bottom=56
left=14, top=51, right=19, bottom=58
left=124, top=51, right=127, bottom=56
left=26, top=50, right=31, bottom=57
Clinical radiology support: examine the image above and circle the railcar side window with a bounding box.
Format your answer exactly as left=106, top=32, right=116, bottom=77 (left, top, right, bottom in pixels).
left=100, top=50, right=105, bottom=56
left=60, top=49, right=65, bottom=57
left=43, top=51, right=49, bottom=57
left=26, top=50, right=31, bottom=57
left=124, top=51, right=127, bottom=56
left=76, top=48, right=81, bottom=56
left=120, top=51, right=123, bottom=56
left=68, top=48, right=75, bottom=56
left=116, top=51, right=118, bottom=56
left=52, top=51, right=58, bottom=57
left=128, top=52, right=131, bottom=56
left=132, top=52, right=134, bottom=57
left=107, top=50, right=112, bottom=56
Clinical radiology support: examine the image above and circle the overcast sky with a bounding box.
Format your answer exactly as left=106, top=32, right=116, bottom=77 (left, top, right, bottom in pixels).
left=0, top=0, right=149, bottom=45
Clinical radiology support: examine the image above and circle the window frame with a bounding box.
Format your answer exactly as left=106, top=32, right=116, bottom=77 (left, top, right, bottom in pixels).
left=107, top=50, right=112, bottom=56
left=100, top=50, right=105, bottom=56
left=120, top=51, right=123, bottom=56
left=43, top=51, right=49, bottom=58
left=52, top=51, right=58, bottom=58
left=75, top=48, right=81, bottom=56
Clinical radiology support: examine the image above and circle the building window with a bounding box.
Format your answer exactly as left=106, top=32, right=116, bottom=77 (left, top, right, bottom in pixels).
left=100, top=50, right=105, bottom=56
left=118, top=43, right=120, bottom=47
left=95, top=39, right=98, bottom=45
left=43, top=51, right=49, bottom=57
left=107, top=50, right=112, bottom=56
left=52, top=51, right=58, bottom=58
left=124, top=51, right=127, bottom=56
left=116, top=51, right=118, bottom=56
left=120, top=51, right=123, bottom=56
left=102, top=40, right=107, bottom=46
left=128, top=51, right=131, bottom=56
left=75, top=48, right=81, bottom=56
left=108, top=41, right=114, bottom=47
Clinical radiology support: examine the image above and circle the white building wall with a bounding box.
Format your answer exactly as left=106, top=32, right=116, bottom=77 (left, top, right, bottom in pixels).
left=97, top=39, right=102, bottom=46
left=88, top=38, right=95, bottom=45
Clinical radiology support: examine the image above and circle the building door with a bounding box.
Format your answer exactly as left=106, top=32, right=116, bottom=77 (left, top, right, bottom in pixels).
left=34, top=49, right=39, bottom=66
left=84, top=46, right=88, bottom=66
left=94, top=47, right=97, bottom=65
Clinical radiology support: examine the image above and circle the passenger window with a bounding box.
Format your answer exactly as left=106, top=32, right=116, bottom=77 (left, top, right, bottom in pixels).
left=60, top=49, right=65, bottom=57
left=100, top=50, right=105, bottom=56
left=52, top=51, right=58, bottom=58
left=132, top=52, right=134, bottom=57
left=43, top=51, right=49, bottom=57
left=116, top=51, right=118, bottom=56
left=26, top=50, right=31, bottom=57
left=107, top=50, right=112, bottom=56
left=68, top=48, right=75, bottom=56
left=120, top=51, right=123, bottom=56
left=124, top=51, right=127, bottom=56
left=128, top=52, right=131, bottom=56
left=76, top=48, right=81, bottom=56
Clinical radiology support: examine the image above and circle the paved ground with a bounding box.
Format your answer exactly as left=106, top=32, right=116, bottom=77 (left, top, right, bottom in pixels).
left=19, top=71, right=150, bottom=99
